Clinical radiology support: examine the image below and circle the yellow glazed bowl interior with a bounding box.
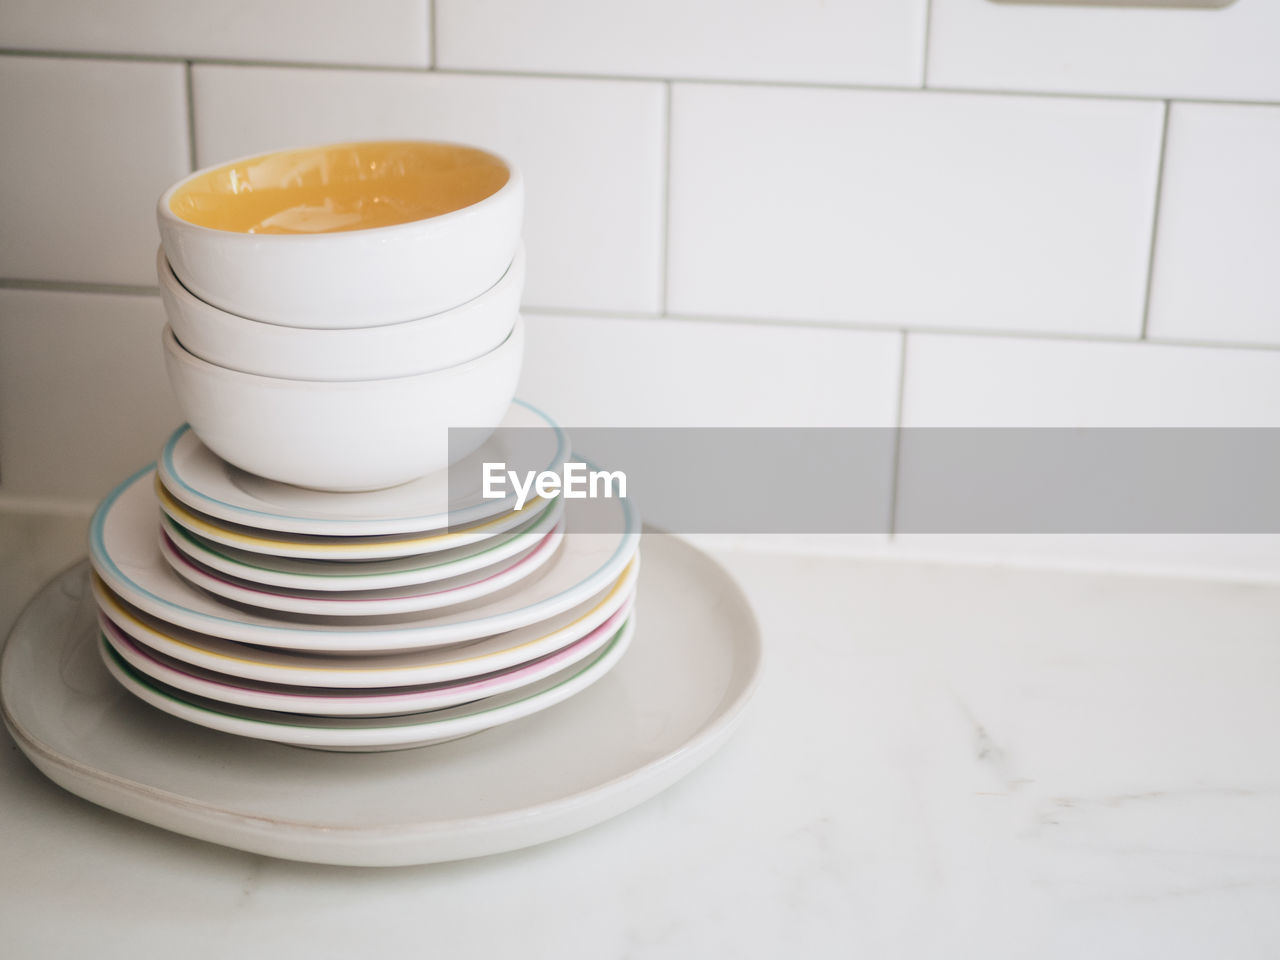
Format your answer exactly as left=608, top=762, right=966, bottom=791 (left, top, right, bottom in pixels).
left=167, top=140, right=511, bottom=235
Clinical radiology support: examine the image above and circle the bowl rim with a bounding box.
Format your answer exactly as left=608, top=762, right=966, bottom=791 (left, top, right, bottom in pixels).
left=157, top=139, right=522, bottom=242
left=162, top=314, right=524, bottom=387
left=156, top=243, right=526, bottom=331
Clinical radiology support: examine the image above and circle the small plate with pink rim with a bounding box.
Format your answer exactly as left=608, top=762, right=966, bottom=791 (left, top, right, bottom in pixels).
left=157, top=494, right=563, bottom=592
left=92, top=558, right=639, bottom=688
left=157, top=520, right=564, bottom=617
left=92, top=467, right=640, bottom=653
left=157, top=399, right=568, bottom=537
left=156, top=479, right=552, bottom=561
left=100, top=616, right=636, bottom=751
left=99, top=594, right=635, bottom=717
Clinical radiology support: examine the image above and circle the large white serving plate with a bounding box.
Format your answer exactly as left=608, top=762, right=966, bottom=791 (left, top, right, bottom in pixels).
left=1, top=534, right=761, bottom=867
left=157, top=399, right=568, bottom=536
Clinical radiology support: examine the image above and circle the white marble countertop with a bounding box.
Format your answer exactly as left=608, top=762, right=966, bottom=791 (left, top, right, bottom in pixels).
left=2, top=510, right=1279, bottom=958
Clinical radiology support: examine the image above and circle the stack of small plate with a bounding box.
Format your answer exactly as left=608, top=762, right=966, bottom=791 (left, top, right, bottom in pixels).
left=87, top=401, right=642, bottom=752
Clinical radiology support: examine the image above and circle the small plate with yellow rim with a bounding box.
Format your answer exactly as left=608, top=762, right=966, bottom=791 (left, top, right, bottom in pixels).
left=156, top=481, right=551, bottom=561
left=92, top=467, right=640, bottom=653
left=92, top=559, right=639, bottom=688
left=157, top=520, right=564, bottom=617
left=157, top=495, right=563, bottom=591
left=98, top=594, right=635, bottom=717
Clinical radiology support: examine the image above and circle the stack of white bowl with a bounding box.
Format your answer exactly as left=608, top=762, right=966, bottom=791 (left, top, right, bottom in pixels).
left=81, top=140, right=642, bottom=752
left=156, top=139, right=526, bottom=492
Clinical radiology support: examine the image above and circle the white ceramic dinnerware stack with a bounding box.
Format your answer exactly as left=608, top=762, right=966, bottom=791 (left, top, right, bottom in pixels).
left=84, top=139, right=643, bottom=751
left=2, top=138, right=761, bottom=867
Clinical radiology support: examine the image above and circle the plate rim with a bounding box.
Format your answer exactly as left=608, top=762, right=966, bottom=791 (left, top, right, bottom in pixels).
left=91, top=560, right=641, bottom=688
left=98, top=616, right=636, bottom=747
left=98, top=594, right=637, bottom=717
left=157, top=399, right=569, bottom=537
left=158, top=496, right=564, bottom=591
left=91, top=467, right=641, bottom=651
left=155, top=520, right=565, bottom=617
left=156, top=481, right=552, bottom=560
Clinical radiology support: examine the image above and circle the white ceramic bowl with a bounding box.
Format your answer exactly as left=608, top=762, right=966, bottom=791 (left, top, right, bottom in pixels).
left=157, top=141, right=523, bottom=328
left=162, top=318, right=524, bottom=491
left=157, top=246, right=523, bottom=381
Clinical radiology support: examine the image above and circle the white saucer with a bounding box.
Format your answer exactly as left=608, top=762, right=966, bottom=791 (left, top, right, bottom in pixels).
left=92, top=468, right=640, bottom=653
left=2, top=535, right=761, bottom=866
left=102, top=616, right=635, bottom=750
left=99, top=596, right=634, bottom=718
left=158, top=496, right=563, bottom=591
left=93, top=560, right=639, bottom=688
left=157, top=399, right=569, bottom=536
left=158, top=521, right=564, bottom=617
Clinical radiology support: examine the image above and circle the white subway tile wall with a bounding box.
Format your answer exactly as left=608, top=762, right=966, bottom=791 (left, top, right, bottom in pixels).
left=901, top=334, right=1280, bottom=428
left=1147, top=102, right=1280, bottom=347
left=927, top=0, right=1280, bottom=102
left=1, top=4, right=1278, bottom=575
left=0, top=56, right=189, bottom=285
left=520, top=313, right=902, bottom=554
left=435, top=0, right=926, bottom=87
left=668, top=84, right=1162, bottom=336
left=0, top=290, right=180, bottom=502
left=897, top=333, right=1280, bottom=577
left=0, top=0, right=430, bottom=68
left=191, top=65, right=666, bottom=314
left=520, top=314, right=902, bottom=428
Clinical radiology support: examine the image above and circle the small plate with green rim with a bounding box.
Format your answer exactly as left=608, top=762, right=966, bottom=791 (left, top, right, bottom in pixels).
left=98, top=594, right=635, bottom=718
left=158, top=494, right=563, bottom=592
left=158, top=520, right=564, bottom=618
left=100, top=615, right=635, bottom=749
left=93, top=558, right=639, bottom=689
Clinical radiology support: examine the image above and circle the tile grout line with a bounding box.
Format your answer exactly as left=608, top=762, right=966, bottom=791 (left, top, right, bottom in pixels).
left=886, top=332, right=911, bottom=539
left=523, top=306, right=1280, bottom=355
left=3, top=279, right=1278, bottom=356
left=2, top=47, right=1280, bottom=109
left=0, top=47, right=187, bottom=64
left=432, top=66, right=1280, bottom=108
left=660, top=82, right=674, bottom=315
left=183, top=61, right=197, bottom=170
left=0, top=48, right=426, bottom=74
left=0, top=279, right=160, bottom=296
left=920, top=0, right=934, bottom=88
left=427, top=0, right=438, bottom=69
left=1139, top=100, right=1171, bottom=340
left=561, top=305, right=1153, bottom=343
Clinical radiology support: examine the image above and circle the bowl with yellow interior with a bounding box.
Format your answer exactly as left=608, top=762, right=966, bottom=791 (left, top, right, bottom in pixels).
left=158, top=140, right=522, bottom=329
